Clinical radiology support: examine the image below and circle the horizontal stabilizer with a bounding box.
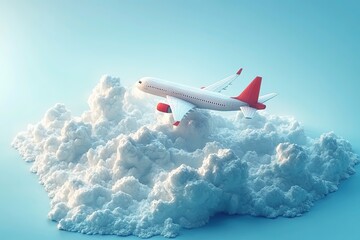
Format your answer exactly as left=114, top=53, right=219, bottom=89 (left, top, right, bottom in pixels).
left=258, top=93, right=278, bottom=103
left=240, top=106, right=257, bottom=119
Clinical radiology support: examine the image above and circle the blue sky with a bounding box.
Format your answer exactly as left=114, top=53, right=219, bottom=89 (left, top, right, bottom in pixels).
left=1, top=0, right=359, bottom=142
left=1, top=0, right=360, bottom=239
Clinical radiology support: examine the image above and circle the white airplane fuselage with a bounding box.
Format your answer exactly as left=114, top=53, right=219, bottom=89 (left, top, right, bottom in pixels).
left=136, top=68, right=276, bottom=125
left=137, top=77, right=247, bottom=111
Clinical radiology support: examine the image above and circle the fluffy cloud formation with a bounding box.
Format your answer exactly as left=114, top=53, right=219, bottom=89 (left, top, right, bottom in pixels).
left=13, top=75, right=359, bottom=238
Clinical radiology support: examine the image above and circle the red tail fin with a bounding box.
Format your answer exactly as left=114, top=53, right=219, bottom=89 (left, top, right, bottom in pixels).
left=233, top=76, right=266, bottom=110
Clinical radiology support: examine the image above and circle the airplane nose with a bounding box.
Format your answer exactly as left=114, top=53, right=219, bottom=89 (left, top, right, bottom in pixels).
left=137, top=77, right=154, bottom=91
left=136, top=78, right=146, bottom=90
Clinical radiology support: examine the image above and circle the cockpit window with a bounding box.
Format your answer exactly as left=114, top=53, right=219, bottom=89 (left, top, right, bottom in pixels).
left=138, top=81, right=142, bottom=84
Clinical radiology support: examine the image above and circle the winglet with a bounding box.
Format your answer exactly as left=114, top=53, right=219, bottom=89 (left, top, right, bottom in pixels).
left=236, top=68, right=243, bottom=75
left=173, top=121, right=180, bottom=126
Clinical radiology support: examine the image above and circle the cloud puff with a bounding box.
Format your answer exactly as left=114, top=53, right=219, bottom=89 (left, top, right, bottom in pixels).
left=12, top=75, right=359, bottom=238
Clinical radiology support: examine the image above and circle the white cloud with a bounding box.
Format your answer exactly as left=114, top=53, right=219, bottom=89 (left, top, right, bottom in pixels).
left=12, top=75, right=359, bottom=238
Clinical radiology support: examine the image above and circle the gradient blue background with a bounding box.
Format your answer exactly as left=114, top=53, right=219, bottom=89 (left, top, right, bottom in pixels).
left=1, top=0, right=359, bottom=239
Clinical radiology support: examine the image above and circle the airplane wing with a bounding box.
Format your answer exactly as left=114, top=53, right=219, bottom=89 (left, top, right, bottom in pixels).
left=166, top=95, right=196, bottom=126
left=202, top=68, right=242, bottom=93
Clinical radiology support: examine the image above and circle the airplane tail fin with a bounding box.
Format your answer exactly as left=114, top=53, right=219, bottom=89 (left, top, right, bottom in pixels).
left=233, top=76, right=277, bottom=119
left=233, top=76, right=266, bottom=110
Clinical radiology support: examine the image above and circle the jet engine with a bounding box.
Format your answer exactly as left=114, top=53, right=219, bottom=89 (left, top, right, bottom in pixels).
left=156, top=103, right=172, bottom=113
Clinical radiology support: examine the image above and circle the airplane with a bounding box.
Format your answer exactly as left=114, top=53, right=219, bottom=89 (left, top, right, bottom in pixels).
left=136, top=68, right=277, bottom=126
